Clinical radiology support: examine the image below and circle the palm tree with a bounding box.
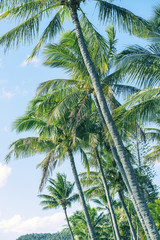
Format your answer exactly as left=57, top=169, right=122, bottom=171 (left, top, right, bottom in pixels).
left=91, top=196, right=118, bottom=240
left=94, top=148, right=121, bottom=240
left=44, top=13, right=159, bottom=237
left=39, top=173, right=78, bottom=240
left=80, top=152, right=137, bottom=240
left=40, top=28, right=143, bottom=240
left=81, top=173, right=121, bottom=240
left=69, top=205, right=109, bottom=239
left=1, top=1, right=158, bottom=236
left=6, top=98, right=98, bottom=240
left=39, top=29, right=156, bottom=239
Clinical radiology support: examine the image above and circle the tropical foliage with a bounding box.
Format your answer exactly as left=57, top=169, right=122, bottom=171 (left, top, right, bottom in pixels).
left=2, top=1, right=160, bottom=240
left=16, top=229, right=71, bottom=240
left=39, top=173, right=78, bottom=240
left=69, top=205, right=110, bottom=239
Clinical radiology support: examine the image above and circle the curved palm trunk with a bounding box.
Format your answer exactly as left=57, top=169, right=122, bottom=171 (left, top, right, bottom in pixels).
left=68, top=149, right=97, bottom=240
left=63, top=207, right=75, bottom=240
left=94, top=93, right=151, bottom=240
left=69, top=5, right=159, bottom=240
left=118, top=191, right=136, bottom=240
left=95, top=148, right=121, bottom=240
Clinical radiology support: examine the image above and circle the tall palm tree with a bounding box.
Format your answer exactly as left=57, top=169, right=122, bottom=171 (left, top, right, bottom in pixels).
left=1, top=1, right=158, bottom=236
left=80, top=152, right=137, bottom=240
left=6, top=99, right=98, bottom=240
left=94, top=148, right=121, bottom=240
left=39, top=173, right=78, bottom=240
left=39, top=28, right=156, bottom=239
left=40, top=28, right=144, bottom=240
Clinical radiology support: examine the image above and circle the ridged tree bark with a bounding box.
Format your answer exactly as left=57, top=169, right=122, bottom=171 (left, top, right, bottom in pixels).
left=118, top=191, right=136, bottom=240
left=63, top=207, right=75, bottom=240
left=68, top=149, right=97, bottom=240
left=95, top=148, right=121, bottom=240
left=94, top=94, right=151, bottom=240
left=69, top=4, right=159, bottom=239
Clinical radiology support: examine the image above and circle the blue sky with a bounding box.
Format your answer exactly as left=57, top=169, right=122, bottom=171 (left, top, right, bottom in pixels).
left=0, top=0, right=159, bottom=239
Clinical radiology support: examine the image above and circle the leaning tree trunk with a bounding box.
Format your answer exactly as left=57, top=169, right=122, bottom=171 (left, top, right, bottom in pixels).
left=63, top=207, right=75, bottom=240
left=95, top=148, right=121, bottom=240
left=137, top=218, right=140, bottom=240
left=110, top=144, right=151, bottom=240
left=68, top=149, right=97, bottom=240
left=94, top=94, right=151, bottom=240
left=108, top=208, right=117, bottom=240
left=69, top=5, right=159, bottom=240
left=118, top=191, right=136, bottom=240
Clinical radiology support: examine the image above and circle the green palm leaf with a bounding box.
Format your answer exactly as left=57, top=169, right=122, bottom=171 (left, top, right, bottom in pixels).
left=116, top=44, right=160, bottom=87
left=97, top=0, right=150, bottom=36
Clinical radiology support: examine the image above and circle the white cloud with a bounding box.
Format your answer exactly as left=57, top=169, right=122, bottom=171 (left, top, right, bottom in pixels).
left=0, top=88, right=14, bottom=99
left=0, top=163, right=11, bottom=188
left=21, top=56, right=40, bottom=67
left=0, top=212, right=65, bottom=234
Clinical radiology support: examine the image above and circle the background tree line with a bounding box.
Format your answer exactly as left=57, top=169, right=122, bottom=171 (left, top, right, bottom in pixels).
left=17, top=229, right=71, bottom=240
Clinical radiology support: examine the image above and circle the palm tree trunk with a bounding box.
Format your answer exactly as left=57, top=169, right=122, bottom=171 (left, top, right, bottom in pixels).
left=137, top=219, right=139, bottom=240
left=68, top=149, right=97, bottom=240
left=118, top=191, right=136, bottom=240
left=63, top=207, right=75, bottom=240
left=69, top=5, right=159, bottom=239
left=94, top=94, right=151, bottom=240
left=111, top=145, right=151, bottom=240
left=108, top=208, right=117, bottom=240
left=95, top=148, right=121, bottom=240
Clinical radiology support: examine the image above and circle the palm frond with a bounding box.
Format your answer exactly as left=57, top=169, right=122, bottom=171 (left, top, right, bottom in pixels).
left=0, top=0, right=52, bottom=20
left=43, top=39, right=87, bottom=78
left=38, top=146, right=67, bottom=190
left=38, top=150, right=58, bottom=191
left=145, top=145, right=160, bottom=162
left=145, top=128, right=160, bottom=142
left=115, top=87, right=160, bottom=124
left=5, top=137, right=52, bottom=162
left=0, top=1, right=63, bottom=53
left=105, top=25, right=117, bottom=64
left=113, top=84, right=139, bottom=98
left=68, top=194, right=79, bottom=206
left=97, top=0, right=150, bottom=36
left=36, top=78, right=79, bottom=95
left=116, top=44, right=160, bottom=87
left=28, top=9, right=63, bottom=59
left=12, top=115, right=47, bottom=133
left=80, top=9, right=109, bottom=75
left=101, top=70, right=124, bottom=90
left=80, top=148, right=90, bottom=176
